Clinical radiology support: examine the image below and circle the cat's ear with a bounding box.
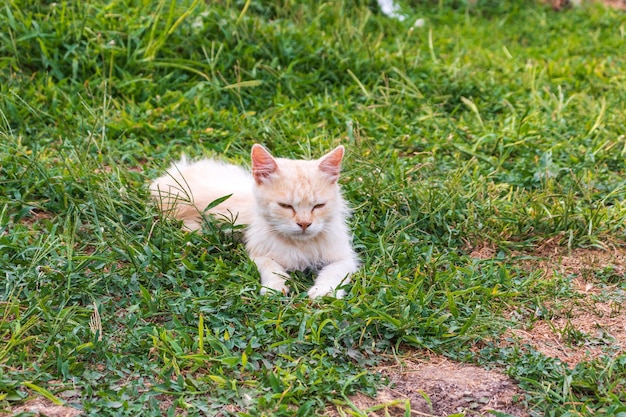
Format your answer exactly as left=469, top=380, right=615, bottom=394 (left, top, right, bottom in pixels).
left=318, top=145, right=344, bottom=183
left=251, top=144, right=278, bottom=185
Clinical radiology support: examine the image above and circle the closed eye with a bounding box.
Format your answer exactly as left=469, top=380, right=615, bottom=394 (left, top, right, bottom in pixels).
left=312, top=203, right=326, bottom=211
left=278, top=203, right=294, bottom=210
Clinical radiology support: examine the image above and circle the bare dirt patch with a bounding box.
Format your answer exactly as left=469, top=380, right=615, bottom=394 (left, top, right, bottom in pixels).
left=470, top=240, right=626, bottom=367
left=328, top=353, right=528, bottom=417
left=509, top=299, right=625, bottom=367
left=510, top=246, right=626, bottom=366
left=546, top=0, right=626, bottom=10
left=12, top=208, right=54, bottom=228
left=4, top=398, right=82, bottom=417
left=595, top=0, right=626, bottom=9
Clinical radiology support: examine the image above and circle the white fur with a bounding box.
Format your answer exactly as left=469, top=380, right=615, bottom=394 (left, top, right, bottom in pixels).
left=150, top=158, right=255, bottom=229
left=150, top=146, right=359, bottom=298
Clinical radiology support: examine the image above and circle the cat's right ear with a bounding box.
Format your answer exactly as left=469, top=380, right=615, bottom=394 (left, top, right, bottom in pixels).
left=318, top=145, right=344, bottom=183
left=251, top=144, right=278, bottom=185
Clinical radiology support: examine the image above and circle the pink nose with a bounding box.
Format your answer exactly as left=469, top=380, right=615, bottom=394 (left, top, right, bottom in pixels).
left=297, top=222, right=311, bottom=231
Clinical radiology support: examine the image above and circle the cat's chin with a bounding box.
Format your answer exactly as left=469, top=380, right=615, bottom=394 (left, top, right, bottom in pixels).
left=281, top=229, right=322, bottom=241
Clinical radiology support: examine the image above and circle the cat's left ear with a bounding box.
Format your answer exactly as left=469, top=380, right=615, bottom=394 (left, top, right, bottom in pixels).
left=318, top=145, right=344, bottom=183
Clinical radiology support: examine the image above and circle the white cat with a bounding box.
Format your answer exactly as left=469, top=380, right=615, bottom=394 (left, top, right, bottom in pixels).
left=150, top=144, right=359, bottom=298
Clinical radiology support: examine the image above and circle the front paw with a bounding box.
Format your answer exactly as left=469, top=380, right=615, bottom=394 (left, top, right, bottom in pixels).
left=260, top=278, right=290, bottom=296
left=307, top=285, right=346, bottom=299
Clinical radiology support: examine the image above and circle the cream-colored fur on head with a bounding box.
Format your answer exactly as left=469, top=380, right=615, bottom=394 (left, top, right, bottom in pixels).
left=150, top=145, right=359, bottom=299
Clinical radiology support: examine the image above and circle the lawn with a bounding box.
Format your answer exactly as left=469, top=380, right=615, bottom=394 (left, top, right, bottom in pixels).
left=1, top=0, right=625, bottom=416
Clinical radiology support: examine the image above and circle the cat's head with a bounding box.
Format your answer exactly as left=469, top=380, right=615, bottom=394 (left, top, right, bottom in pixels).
left=251, top=144, right=346, bottom=240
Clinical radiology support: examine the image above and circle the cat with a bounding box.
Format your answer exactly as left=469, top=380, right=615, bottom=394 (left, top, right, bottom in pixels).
left=150, top=144, right=359, bottom=299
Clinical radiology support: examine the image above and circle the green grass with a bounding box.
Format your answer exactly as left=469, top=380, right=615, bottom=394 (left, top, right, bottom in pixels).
left=1, top=0, right=626, bottom=415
